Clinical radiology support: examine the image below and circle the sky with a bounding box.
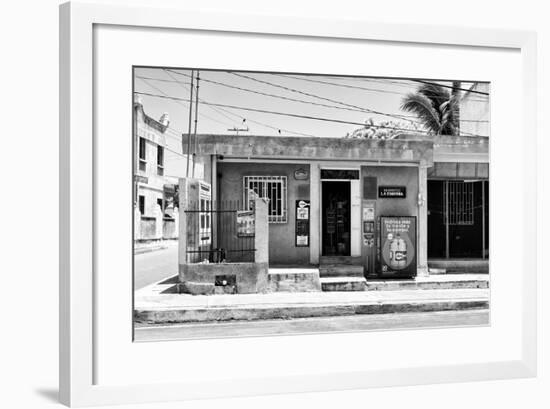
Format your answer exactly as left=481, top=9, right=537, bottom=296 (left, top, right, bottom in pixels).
left=134, top=67, right=490, bottom=141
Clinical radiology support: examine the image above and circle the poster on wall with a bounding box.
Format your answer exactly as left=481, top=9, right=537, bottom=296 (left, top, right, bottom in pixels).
left=295, top=200, right=310, bottom=247
left=237, top=210, right=255, bottom=237
left=380, top=216, right=417, bottom=278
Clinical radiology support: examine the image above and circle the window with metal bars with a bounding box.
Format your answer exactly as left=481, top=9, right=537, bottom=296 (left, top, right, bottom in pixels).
left=445, top=181, right=474, bottom=225
left=243, top=176, right=287, bottom=223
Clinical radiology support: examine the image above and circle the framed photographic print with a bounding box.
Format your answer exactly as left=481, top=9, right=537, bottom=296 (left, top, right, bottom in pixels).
left=59, top=1, right=537, bottom=406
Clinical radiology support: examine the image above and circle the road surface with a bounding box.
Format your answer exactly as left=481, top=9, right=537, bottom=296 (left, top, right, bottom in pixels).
left=134, top=309, right=489, bottom=341
left=134, top=244, right=178, bottom=290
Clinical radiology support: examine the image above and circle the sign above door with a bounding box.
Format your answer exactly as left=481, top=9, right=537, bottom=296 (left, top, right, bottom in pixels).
left=378, top=186, right=407, bottom=198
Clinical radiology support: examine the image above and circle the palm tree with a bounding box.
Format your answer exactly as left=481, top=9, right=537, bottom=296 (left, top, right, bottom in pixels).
left=401, top=83, right=460, bottom=136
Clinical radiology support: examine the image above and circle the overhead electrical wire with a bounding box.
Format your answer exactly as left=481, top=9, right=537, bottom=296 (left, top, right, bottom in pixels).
left=133, top=90, right=489, bottom=138
left=161, top=69, right=318, bottom=138
left=165, top=69, right=393, bottom=117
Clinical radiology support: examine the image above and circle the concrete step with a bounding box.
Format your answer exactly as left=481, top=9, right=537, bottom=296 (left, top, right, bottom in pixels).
left=428, top=259, right=489, bottom=274
left=320, top=276, right=367, bottom=292
left=319, top=264, right=365, bottom=278
left=267, top=268, right=321, bottom=292
left=366, top=275, right=489, bottom=291
left=320, top=256, right=362, bottom=265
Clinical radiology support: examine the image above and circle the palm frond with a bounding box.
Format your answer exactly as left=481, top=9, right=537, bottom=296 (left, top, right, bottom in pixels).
left=400, top=93, right=441, bottom=134
left=417, top=83, right=451, bottom=110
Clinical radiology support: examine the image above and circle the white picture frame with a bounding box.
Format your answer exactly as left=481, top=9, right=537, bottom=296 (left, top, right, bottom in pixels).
left=59, top=1, right=537, bottom=406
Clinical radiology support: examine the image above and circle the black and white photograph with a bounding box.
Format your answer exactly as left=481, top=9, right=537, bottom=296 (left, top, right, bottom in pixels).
left=132, top=67, right=490, bottom=341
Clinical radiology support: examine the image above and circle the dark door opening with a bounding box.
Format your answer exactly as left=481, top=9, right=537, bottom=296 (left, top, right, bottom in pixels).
left=428, top=180, right=489, bottom=259
left=322, top=181, right=351, bottom=256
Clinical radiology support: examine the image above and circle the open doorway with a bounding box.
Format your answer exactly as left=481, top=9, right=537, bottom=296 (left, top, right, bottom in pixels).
left=322, top=181, right=351, bottom=256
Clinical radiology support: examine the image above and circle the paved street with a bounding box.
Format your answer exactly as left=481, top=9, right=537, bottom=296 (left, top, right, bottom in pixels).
left=134, top=243, right=178, bottom=290
left=134, top=309, right=489, bottom=341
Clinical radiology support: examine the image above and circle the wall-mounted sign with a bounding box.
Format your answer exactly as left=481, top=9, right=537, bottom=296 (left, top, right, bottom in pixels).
left=363, top=206, right=375, bottom=221
left=295, top=200, right=310, bottom=247
left=380, top=216, right=417, bottom=278
left=378, top=186, right=407, bottom=198
left=237, top=210, right=255, bottom=237
left=294, top=168, right=309, bottom=180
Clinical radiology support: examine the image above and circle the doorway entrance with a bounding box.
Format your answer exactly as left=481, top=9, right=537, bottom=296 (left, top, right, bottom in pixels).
left=322, top=181, right=351, bottom=256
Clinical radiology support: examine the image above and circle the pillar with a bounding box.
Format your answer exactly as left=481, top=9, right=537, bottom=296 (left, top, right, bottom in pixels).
left=309, top=163, right=320, bottom=264
left=254, top=197, right=269, bottom=264
left=134, top=204, right=141, bottom=241
left=417, top=165, right=429, bottom=277
left=178, top=178, right=189, bottom=268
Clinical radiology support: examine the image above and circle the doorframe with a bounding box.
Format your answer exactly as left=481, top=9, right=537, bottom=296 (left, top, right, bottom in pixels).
left=319, top=166, right=361, bottom=258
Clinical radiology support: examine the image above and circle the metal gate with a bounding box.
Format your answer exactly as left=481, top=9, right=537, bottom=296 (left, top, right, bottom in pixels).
left=184, top=200, right=256, bottom=263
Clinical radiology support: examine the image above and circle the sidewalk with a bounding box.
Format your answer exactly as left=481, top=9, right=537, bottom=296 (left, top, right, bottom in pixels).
left=135, top=284, right=489, bottom=324
left=134, top=239, right=177, bottom=255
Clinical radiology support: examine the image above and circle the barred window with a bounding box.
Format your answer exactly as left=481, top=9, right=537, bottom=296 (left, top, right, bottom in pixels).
left=243, top=176, right=287, bottom=223
left=445, top=181, right=474, bottom=225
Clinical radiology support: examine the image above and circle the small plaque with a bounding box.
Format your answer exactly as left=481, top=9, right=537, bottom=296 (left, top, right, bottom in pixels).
left=378, top=186, right=406, bottom=198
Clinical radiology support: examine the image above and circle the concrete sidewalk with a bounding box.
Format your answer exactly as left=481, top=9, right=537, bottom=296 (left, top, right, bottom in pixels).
left=134, top=287, right=489, bottom=324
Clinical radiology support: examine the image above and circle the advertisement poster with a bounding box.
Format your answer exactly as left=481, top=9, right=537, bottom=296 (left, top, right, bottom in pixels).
left=237, top=210, right=255, bottom=237
left=380, top=216, right=417, bottom=277
left=295, top=200, right=310, bottom=247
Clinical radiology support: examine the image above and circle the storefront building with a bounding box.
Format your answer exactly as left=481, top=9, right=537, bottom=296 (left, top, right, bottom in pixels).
left=192, top=134, right=436, bottom=278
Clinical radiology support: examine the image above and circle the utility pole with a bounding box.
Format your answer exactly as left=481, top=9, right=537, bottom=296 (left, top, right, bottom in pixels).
left=185, top=69, right=195, bottom=177
left=192, top=70, right=200, bottom=178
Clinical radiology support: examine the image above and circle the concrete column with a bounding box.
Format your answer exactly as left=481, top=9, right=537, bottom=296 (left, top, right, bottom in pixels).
left=173, top=207, right=179, bottom=239
left=309, top=163, right=320, bottom=264
left=134, top=204, right=141, bottom=241
left=254, top=197, right=269, bottom=264
left=178, top=178, right=189, bottom=268
left=417, top=165, right=429, bottom=277
left=154, top=204, right=163, bottom=240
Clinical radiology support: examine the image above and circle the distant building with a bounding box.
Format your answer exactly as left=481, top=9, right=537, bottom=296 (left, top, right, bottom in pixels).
left=459, top=83, right=490, bottom=138
left=133, top=97, right=202, bottom=241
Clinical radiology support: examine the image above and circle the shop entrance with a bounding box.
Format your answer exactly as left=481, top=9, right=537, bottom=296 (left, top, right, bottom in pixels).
left=322, top=181, right=351, bottom=256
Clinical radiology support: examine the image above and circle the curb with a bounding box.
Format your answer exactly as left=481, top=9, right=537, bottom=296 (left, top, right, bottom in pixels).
left=134, top=245, right=169, bottom=255
left=134, top=299, right=489, bottom=324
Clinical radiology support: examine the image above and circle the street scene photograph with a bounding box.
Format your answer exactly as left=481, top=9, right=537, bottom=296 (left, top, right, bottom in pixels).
left=132, top=67, right=490, bottom=341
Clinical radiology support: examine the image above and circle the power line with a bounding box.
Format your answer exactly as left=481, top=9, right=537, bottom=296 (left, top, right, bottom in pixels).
left=412, top=79, right=489, bottom=96
left=144, top=71, right=488, bottom=124
left=272, top=73, right=409, bottom=96
left=228, top=71, right=418, bottom=123
left=136, top=77, right=235, bottom=129
left=166, top=69, right=387, bottom=117
left=134, top=90, right=489, bottom=138
left=162, top=69, right=318, bottom=138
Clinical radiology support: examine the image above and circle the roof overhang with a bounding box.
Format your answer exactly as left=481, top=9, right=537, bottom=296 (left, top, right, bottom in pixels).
left=196, top=134, right=434, bottom=167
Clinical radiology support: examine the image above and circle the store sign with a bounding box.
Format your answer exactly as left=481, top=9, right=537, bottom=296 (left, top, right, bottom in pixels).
left=378, top=186, right=406, bottom=198
left=380, top=216, right=417, bottom=277
left=295, top=200, right=310, bottom=247
left=236, top=210, right=255, bottom=237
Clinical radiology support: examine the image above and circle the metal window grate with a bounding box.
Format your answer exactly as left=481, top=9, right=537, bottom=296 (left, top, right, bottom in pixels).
left=445, top=181, right=474, bottom=225
left=243, top=176, right=287, bottom=223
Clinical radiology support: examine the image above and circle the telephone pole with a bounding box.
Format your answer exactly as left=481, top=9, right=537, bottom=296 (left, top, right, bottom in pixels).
left=185, top=69, right=195, bottom=177
left=191, top=70, right=200, bottom=178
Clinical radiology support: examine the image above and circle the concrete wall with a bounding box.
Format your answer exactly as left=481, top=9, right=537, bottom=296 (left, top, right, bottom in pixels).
left=459, top=83, right=490, bottom=137
left=217, top=162, right=311, bottom=265
left=362, top=166, right=419, bottom=217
